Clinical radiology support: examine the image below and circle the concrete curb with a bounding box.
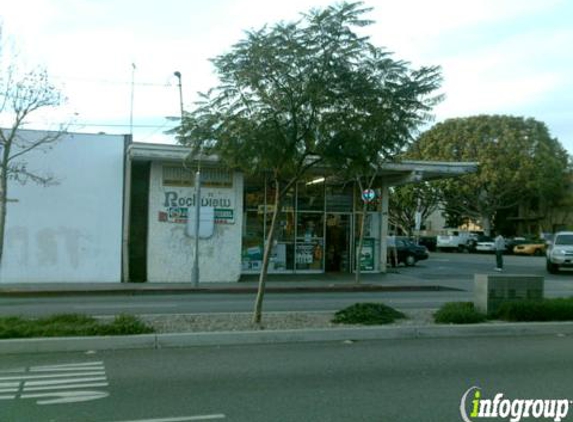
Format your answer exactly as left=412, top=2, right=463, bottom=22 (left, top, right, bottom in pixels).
left=2, top=322, right=573, bottom=355
left=0, top=284, right=460, bottom=297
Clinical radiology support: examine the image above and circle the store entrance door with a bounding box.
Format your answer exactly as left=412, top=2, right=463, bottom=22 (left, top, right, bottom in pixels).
left=325, top=213, right=352, bottom=272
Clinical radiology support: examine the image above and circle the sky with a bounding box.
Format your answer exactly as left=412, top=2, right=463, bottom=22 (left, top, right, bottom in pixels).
left=1, top=0, right=572, bottom=153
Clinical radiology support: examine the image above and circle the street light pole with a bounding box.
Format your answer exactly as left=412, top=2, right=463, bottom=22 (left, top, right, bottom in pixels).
left=174, top=71, right=200, bottom=288
left=174, top=71, right=183, bottom=122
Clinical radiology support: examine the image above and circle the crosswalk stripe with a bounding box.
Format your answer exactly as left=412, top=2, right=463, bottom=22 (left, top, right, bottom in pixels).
left=0, top=371, right=105, bottom=381
left=21, top=390, right=110, bottom=405
left=26, top=376, right=107, bottom=386
left=24, top=382, right=109, bottom=392
left=30, top=362, right=104, bottom=371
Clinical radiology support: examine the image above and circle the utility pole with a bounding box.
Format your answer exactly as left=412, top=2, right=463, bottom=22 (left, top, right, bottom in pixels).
left=175, top=71, right=200, bottom=288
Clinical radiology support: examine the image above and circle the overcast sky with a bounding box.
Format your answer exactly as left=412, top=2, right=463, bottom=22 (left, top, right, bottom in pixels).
left=1, top=0, right=572, bottom=153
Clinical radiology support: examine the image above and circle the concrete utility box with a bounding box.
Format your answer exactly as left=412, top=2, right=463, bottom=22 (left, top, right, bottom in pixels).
left=474, top=274, right=544, bottom=314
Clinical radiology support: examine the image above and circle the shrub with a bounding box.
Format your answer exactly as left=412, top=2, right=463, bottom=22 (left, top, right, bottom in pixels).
left=434, top=302, right=487, bottom=324
left=495, top=298, right=573, bottom=322
left=0, top=313, right=154, bottom=339
left=94, top=314, right=155, bottom=335
left=332, top=303, right=406, bottom=325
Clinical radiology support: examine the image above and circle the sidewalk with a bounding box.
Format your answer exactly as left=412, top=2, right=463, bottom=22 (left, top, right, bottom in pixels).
left=0, top=271, right=464, bottom=296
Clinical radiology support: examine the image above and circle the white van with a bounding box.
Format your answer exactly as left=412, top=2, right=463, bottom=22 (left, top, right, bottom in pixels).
left=436, top=229, right=471, bottom=252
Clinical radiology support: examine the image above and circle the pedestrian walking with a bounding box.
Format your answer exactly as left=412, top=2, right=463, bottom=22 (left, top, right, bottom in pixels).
left=494, top=233, right=505, bottom=271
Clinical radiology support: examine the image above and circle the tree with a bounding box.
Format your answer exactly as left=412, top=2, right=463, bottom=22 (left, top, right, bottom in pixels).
left=0, top=32, right=66, bottom=268
left=320, top=50, right=442, bottom=282
left=407, top=115, right=570, bottom=235
left=389, top=183, right=441, bottom=235
left=177, top=2, right=441, bottom=320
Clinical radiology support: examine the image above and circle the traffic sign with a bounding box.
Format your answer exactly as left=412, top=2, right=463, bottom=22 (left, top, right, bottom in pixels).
left=361, top=189, right=376, bottom=203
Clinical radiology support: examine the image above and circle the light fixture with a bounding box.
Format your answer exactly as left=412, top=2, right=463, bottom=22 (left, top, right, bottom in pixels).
left=306, top=177, right=325, bottom=186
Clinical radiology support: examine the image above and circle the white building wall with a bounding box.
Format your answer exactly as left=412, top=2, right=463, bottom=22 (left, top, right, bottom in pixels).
left=146, top=162, right=243, bottom=283
left=0, top=131, right=125, bottom=283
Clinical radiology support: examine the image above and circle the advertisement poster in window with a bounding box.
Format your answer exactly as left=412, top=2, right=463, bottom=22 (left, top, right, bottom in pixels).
left=357, top=237, right=375, bottom=271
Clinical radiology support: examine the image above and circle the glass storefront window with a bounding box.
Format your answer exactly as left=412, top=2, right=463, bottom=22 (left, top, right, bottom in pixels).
left=241, top=210, right=265, bottom=272
left=270, top=211, right=295, bottom=271
left=241, top=175, right=384, bottom=274
left=296, top=213, right=324, bottom=271
left=326, top=183, right=354, bottom=212
left=244, top=176, right=265, bottom=210
left=266, top=182, right=294, bottom=212
left=297, top=177, right=325, bottom=211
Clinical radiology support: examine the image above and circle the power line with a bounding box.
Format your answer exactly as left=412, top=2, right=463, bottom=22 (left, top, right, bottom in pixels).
left=51, top=75, right=173, bottom=87
left=68, top=122, right=177, bottom=129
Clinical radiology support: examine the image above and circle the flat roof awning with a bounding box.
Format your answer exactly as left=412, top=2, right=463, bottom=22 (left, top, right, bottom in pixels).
left=127, top=142, right=478, bottom=183
left=127, top=142, right=221, bottom=166
left=377, top=160, right=478, bottom=185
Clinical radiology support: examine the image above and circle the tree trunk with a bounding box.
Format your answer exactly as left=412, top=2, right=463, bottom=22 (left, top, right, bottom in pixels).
left=253, top=178, right=281, bottom=324
left=0, top=155, right=8, bottom=270
left=481, top=215, right=492, bottom=236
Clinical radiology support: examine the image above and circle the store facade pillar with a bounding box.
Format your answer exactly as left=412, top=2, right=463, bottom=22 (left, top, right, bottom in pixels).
left=379, top=182, right=390, bottom=273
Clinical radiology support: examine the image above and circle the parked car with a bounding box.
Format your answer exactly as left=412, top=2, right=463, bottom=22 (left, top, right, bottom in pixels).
left=437, top=229, right=471, bottom=252
left=467, top=234, right=491, bottom=252
left=475, top=236, right=495, bottom=253
left=546, top=231, right=573, bottom=273
left=388, top=237, right=429, bottom=267
left=417, top=236, right=437, bottom=252
left=513, top=241, right=546, bottom=256
left=504, top=237, right=528, bottom=254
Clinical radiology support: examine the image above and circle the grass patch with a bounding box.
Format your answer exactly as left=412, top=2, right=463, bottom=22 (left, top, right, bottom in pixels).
left=434, top=302, right=487, bottom=324
left=0, top=313, right=154, bottom=339
left=494, top=298, right=573, bottom=322
left=332, top=303, right=406, bottom=325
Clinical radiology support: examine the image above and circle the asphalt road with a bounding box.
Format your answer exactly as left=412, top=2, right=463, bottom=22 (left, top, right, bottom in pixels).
left=2, top=335, right=573, bottom=421
left=1, top=253, right=571, bottom=317
left=0, top=291, right=469, bottom=317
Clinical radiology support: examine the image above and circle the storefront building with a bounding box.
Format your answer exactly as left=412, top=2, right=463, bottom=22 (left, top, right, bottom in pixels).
left=1, top=131, right=476, bottom=284
left=127, top=143, right=477, bottom=283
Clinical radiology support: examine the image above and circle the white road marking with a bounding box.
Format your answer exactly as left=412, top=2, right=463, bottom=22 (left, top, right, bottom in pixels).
left=0, top=360, right=109, bottom=405
left=21, top=390, right=109, bottom=405
left=26, top=376, right=106, bottom=386
left=23, top=382, right=109, bottom=392
left=0, top=381, right=20, bottom=388
left=30, top=362, right=104, bottom=371
left=0, top=371, right=105, bottom=381
left=105, top=416, right=226, bottom=422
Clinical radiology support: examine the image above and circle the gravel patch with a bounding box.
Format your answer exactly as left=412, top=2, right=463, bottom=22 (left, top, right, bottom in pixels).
left=140, top=309, right=436, bottom=334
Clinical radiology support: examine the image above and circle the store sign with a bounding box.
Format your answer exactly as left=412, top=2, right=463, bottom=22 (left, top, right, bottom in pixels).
left=158, top=190, right=235, bottom=224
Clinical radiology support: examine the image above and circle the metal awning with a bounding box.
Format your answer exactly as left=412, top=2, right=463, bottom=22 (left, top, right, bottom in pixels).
left=128, top=142, right=478, bottom=184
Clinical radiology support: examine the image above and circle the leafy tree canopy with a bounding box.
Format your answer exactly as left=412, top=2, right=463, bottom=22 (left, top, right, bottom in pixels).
left=177, top=1, right=442, bottom=185
left=389, top=183, right=440, bottom=235
left=407, top=115, right=570, bottom=232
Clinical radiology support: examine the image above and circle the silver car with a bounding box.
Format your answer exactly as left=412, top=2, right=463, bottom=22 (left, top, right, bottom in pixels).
left=546, top=231, right=573, bottom=273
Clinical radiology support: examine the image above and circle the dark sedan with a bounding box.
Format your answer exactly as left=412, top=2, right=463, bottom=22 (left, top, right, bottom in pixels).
left=388, top=237, right=429, bottom=267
